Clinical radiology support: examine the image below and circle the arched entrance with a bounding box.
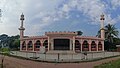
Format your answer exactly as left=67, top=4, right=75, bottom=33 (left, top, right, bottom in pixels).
left=98, top=42, right=102, bottom=51
left=43, top=40, right=48, bottom=51
left=27, top=41, right=33, bottom=50
left=22, top=41, right=26, bottom=50
left=75, top=40, right=81, bottom=53
left=82, top=40, right=89, bottom=51
left=34, top=40, right=41, bottom=51
left=91, top=41, right=97, bottom=51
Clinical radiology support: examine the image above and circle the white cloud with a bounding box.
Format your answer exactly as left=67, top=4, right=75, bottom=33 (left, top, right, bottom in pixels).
left=42, top=16, right=51, bottom=23
left=0, top=0, right=120, bottom=36
left=111, top=0, right=120, bottom=9
left=62, top=4, right=70, bottom=12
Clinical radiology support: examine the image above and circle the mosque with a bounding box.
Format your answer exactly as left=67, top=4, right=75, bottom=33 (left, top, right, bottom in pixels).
left=19, top=13, right=105, bottom=53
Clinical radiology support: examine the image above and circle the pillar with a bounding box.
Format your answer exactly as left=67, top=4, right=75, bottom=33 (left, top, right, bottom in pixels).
left=102, top=41, right=104, bottom=51
left=88, top=40, right=91, bottom=52
left=72, top=37, right=75, bottom=51
left=51, top=39, right=54, bottom=50
left=26, top=40, right=28, bottom=51
left=33, top=40, right=35, bottom=52
left=20, top=40, right=22, bottom=51
left=80, top=39, right=83, bottom=52
left=96, top=40, right=98, bottom=51
left=48, top=37, right=50, bottom=51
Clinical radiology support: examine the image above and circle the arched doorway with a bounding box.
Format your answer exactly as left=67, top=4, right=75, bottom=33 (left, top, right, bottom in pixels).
left=34, top=40, right=41, bottom=51
left=82, top=40, right=89, bottom=51
left=22, top=41, right=26, bottom=50
left=91, top=41, right=97, bottom=51
left=43, top=40, right=48, bottom=51
left=98, top=42, right=102, bottom=51
left=75, top=40, right=81, bottom=53
left=27, top=41, right=33, bottom=50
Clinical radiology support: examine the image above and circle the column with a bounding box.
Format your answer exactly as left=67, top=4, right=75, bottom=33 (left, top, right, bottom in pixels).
left=20, top=40, right=22, bottom=51
left=72, top=37, right=75, bottom=51
left=51, top=39, right=54, bottom=50
left=39, top=40, right=45, bottom=53
left=26, top=40, right=28, bottom=51
left=102, top=41, right=104, bottom=51
left=33, top=40, right=35, bottom=52
left=48, top=37, right=50, bottom=51
left=70, top=39, right=72, bottom=50
left=88, top=40, right=91, bottom=52
left=96, top=40, right=98, bottom=51
left=80, top=39, right=83, bottom=52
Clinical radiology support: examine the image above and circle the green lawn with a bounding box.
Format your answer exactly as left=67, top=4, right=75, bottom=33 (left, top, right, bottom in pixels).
left=94, top=59, right=120, bottom=68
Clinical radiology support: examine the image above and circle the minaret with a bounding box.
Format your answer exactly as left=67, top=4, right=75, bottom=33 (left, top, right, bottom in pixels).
left=100, top=14, right=105, bottom=39
left=19, top=13, right=25, bottom=39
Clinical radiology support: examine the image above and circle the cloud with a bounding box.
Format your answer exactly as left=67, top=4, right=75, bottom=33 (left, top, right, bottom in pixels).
left=0, top=0, right=120, bottom=36
left=111, top=0, right=120, bottom=9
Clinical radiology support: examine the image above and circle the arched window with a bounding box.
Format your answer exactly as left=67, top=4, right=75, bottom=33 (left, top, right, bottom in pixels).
left=98, top=41, right=102, bottom=50
left=28, top=41, right=33, bottom=48
left=91, top=41, right=97, bottom=51
left=75, top=40, right=81, bottom=52
left=22, top=41, right=26, bottom=49
left=35, top=40, right=41, bottom=48
left=82, top=40, right=89, bottom=51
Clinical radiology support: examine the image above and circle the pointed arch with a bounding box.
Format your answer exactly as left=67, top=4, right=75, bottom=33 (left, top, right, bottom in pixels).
left=91, top=41, right=97, bottom=51
left=98, top=41, right=102, bottom=51
left=43, top=40, right=48, bottom=51
left=82, top=40, right=89, bottom=51
left=22, top=41, right=26, bottom=50
left=27, top=41, right=33, bottom=50
left=34, top=40, right=41, bottom=51
left=75, top=40, right=81, bottom=53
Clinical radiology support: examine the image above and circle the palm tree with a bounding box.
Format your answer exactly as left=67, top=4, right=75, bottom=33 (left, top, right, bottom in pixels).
left=96, top=24, right=119, bottom=51
left=97, top=24, right=119, bottom=42
left=105, top=24, right=119, bottom=43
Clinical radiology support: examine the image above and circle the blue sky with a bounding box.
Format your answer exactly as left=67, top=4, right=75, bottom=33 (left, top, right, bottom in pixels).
left=0, top=0, right=120, bottom=37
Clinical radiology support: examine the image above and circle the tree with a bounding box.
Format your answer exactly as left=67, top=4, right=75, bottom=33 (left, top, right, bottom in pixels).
left=105, top=24, right=119, bottom=43
left=97, top=24, right=119, bottom=51
left=0, top=34, right=20, bottom=50
left=13, top=39, right=20, bottom=50
left=76, top=31, right=83, bottom=36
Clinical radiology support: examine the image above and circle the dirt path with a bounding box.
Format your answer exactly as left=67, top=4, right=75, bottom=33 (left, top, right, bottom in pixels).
left=0, top=56, right=120, bottom=68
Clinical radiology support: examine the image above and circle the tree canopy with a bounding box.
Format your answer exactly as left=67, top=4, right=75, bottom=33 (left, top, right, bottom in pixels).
left=76, top=31, right=83, bottom=36
left=0, top=34, right=20, bottom=50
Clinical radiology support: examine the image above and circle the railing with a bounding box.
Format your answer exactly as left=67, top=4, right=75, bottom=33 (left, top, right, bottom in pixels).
left=10, top=51, right=120, bottom=62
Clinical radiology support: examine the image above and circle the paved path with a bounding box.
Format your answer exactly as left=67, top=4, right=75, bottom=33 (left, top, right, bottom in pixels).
left=1, top=55, right=120, bottom=68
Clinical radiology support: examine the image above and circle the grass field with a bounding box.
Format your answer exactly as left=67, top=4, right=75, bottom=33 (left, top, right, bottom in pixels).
left=94, top=59, right=120, bottom=68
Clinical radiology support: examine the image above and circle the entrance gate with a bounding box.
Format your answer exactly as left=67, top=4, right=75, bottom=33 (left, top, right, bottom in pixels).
left=54, top=39, right=70, bottom=50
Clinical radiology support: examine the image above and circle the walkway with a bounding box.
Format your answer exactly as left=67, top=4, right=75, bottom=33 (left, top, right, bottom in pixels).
left=1, top=55, right=120, bottom=68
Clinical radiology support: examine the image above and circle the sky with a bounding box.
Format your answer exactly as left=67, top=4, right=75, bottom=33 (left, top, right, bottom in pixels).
left=0, top=0, right=120, bottom=37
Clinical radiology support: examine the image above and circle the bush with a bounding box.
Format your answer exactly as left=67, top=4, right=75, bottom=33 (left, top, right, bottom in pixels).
left=0, top=48, right=10, bottom=55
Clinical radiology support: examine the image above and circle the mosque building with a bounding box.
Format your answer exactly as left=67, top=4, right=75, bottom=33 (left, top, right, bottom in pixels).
left=19, top=13, right=105, bottom=53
